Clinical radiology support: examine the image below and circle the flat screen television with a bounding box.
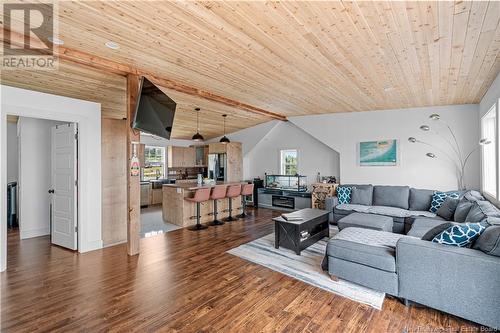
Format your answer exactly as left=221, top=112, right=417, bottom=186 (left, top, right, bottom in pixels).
left=133, top=77, right=176, bottom=139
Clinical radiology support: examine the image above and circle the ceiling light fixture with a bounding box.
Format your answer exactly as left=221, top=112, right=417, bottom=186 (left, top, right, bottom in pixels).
left=384, top=86, right=395, bottom=92
left=191, top=107, right=204, bottom=142
left=105, top=41, right=120, bottom=50
left=48, top=37, right=64, bottom=45
left=219, top=114, right=230, bottom=143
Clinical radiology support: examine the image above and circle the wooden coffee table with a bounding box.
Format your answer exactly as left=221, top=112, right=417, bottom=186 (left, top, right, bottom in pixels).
left=273, top=208, right=330, bottom=255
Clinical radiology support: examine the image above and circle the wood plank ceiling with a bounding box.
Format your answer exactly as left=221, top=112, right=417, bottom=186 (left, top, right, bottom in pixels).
left=2, top=1, right=500, bottom=139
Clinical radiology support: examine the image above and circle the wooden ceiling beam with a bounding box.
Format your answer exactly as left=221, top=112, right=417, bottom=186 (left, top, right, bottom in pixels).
left=1, top=28, right=287, bottom=121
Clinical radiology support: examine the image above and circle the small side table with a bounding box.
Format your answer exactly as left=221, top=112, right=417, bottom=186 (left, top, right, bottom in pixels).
left=311, top=183, right=337, bottom=210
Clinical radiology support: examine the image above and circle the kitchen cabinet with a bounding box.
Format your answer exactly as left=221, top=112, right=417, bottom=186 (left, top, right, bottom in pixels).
left=168, top=146, right=196, bottom=168
left=151, top=188, right=163, bottom=205
left=183, top=147, right=196, bottom=167
left=194, top=145, right=208, bottom=166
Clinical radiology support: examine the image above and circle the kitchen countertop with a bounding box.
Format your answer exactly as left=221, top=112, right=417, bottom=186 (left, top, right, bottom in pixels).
left=163, top=181, right=247, bottom=191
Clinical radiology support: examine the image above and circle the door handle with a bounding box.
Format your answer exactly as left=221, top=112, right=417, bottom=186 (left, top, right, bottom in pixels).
left=48, top=189, right=55, bottom=194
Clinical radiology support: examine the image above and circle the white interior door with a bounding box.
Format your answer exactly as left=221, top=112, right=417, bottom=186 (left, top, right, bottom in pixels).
left=50, top=123, right=78, bottom=250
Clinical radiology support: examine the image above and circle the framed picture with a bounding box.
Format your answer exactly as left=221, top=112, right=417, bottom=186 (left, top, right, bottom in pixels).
left=359, top=140, right=398, bottom=166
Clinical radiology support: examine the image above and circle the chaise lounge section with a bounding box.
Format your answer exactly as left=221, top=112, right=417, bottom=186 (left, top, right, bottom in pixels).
left=324, top=185, right=500, bottom=329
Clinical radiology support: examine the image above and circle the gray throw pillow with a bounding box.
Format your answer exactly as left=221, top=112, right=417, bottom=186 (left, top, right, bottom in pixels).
left=462, top=190, right=485, bottom=202
left=409, top=188, right=434, bottom=211
left=473, top=225, right=500, bottom=256
left=350, top=186, right=373, bottom=206
left=454, top=199, right=473, bottom=222
left=466, top=201, right=500, bottom=222
left=421, top=222, right=455, bottom=241
left=436, top=197, right=459, bottom=220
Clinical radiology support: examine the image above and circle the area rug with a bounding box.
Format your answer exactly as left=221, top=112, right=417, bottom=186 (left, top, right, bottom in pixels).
left=227, top=233, right=385, bottom=310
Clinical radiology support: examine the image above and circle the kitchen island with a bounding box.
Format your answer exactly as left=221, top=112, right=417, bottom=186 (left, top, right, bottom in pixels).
left=162, top=182, right=245, bottom=227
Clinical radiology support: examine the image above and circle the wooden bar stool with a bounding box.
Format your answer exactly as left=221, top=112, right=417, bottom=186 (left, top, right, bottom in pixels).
left=208, top=185, right=226, bottom=226
left=185, top=187, right=211, bottom=231
left=225, top=184, right=241, bottom=222
left=238, top=183, right=254, bottom=218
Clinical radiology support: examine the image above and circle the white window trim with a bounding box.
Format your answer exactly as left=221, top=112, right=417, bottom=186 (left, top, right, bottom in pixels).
left=279, top=148, right=299, bottom=175
left=143, top=145, right=166, bottom=180
left=481, top=98, right=500, bottom=207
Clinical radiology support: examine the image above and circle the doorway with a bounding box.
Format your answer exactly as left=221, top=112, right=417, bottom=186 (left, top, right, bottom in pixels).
left=1, top=85, right=103, bottom=272
left=7, top=116, right=78, bottom=251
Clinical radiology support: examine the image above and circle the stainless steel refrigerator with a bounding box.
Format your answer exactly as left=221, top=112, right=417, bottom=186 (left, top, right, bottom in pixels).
left=208, top=153, right=227, bottom=181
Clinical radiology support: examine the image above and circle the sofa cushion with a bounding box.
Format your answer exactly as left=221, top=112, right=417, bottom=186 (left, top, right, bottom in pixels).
left=337, top=212, right=392, bottom=232
left=373, top=185, right=410, bottom=209
left=429, top=191, right=460, bottom=213
left=337, top=186, right=352, bottom=204
left=454, top=199, right=474, bottom=222
left=436, top=197, right=459, bottom=220
left=432, top=222, right=488, bottom=247
left=409, top=188, right=434, bottom=211
left=473, top=225, right=500, bottom=257
left=327, top=228, right=409, bottom=272
left=334, top=204, right=370, bottom=215
left=335, top=204, right=436, bottom=220
left=350, top=185, right=373, bottom=206
left=465, top=200, right=500, bottom=222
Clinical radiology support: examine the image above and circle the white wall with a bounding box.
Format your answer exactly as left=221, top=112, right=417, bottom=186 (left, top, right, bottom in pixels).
left=290, top=104, right=480, bottom=191
left=1, top=85, right=102, bottom=272
left=18, top=117, right=64, bottom=239
left=244, top=121, right=340, bottom=185
left=6, top=122, right=18, bottom=183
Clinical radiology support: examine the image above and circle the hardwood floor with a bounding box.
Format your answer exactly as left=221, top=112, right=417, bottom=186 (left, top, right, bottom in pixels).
left=1, top=208, right=479, bottom=332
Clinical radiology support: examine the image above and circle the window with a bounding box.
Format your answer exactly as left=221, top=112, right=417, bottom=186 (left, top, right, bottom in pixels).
left=143, top=146, right=165, bottom=180
left=280, top=149, right=298, bottom=175
left=481, top=104, right=497, bottom=198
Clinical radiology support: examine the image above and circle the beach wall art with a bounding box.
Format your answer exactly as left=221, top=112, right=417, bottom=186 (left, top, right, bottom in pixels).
left=359, top=140, right=398, bottom=166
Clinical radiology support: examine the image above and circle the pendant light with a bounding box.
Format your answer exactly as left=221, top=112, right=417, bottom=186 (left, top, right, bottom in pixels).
left=219, top=114, right=230, bottom=143
left=192, top=107, right=204, bottom=142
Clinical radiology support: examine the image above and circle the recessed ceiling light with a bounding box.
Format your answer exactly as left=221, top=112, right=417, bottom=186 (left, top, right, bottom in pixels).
left=384, top=86, right=395, bottom=92
left=48, top=37, right=64, bottom=45
left=105, top=41, right=120, bottom=50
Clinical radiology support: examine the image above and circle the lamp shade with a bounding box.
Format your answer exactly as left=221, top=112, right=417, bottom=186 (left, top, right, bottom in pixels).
left=219, top=114, right=230, bottom=143
left=192, top=107, right=204, bottom=141
left=192, top=132, right=204, bottom=141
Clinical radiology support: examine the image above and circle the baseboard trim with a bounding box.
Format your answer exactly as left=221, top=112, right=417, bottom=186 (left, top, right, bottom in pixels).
left=79, top=239, right=103, bottom=253
left=103, top=240, right=127, bottom=248
left=20, top=227, right=50, bottom=240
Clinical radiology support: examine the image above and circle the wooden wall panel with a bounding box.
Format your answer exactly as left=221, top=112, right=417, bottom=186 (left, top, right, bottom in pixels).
left=101, top=118, right=127, bottom=247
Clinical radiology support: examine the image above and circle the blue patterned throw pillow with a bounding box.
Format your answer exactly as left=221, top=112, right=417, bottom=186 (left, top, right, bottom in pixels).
left=429, top=191, right=460, bottom=213
left=337, top=187, right=352, bottom=205
left=432, top=222, right=487, bottom=247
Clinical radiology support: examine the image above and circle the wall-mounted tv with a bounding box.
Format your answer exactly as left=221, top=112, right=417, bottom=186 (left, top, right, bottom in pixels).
left=133, top=77, right=176, bottom=140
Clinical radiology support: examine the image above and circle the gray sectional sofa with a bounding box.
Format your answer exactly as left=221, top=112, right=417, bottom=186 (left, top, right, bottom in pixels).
left=324, top=185, right=500, bottom=329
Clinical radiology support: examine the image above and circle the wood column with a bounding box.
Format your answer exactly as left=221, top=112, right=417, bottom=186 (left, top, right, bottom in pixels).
left=127, top=74, right=141, bottom=255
